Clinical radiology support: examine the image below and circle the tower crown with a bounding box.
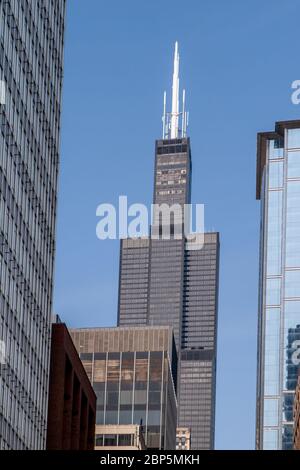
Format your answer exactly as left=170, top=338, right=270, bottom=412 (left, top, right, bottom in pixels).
left=162, top=42, right=189, bottom=139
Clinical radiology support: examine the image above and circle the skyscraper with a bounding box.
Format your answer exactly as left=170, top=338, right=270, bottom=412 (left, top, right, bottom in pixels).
left=0, top=0, right=66, bottom=449
left=70, top=326, right=178, bottom=450
left=256, top=120, right=300, bottom=450
left=118, top=43, right=220, bottom=449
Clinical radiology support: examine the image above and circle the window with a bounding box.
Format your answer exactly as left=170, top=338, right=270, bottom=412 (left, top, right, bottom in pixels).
left=268, top=162, right=283, bottom=188
left=105, top=411, right=118, bottom=425
left=94, top=359, right=106, bottom=382
left=287, top=129, right=300, bottom=149
left=286, top=182, right=300, bottom=267
left=264, top=308, right=280, bottom=395
left=266, top=278, right=281, bottom=306
left=135, top=356, right=148, bottom=383
left=107, top=359, right=120, bottom=382
left=119, top=409, right=133, bottom=424
left=118, top=434, right=133, bottom=446
left=266, top=191, right=282, bottom=275
left=104, top=435, right=118, bottom=446
left=268, top=140, right=283, bottom=159
left=283, top=301, right=300, bottom=391
left=285, top=270, right=300, bottom=298
left=288, top=151, right=300, bottom=178
left=95, top=435, right=103, bottom=446
left=263, top=399, right=278, bottom=426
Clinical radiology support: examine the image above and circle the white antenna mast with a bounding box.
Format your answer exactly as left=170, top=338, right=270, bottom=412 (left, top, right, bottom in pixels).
left=162, top=42, right=189, bottom=140
left=162, top=91, right=167, bottom=139
left=182, top=89, right=186, bottom=137
left=171, top=41, right=180, bottom=138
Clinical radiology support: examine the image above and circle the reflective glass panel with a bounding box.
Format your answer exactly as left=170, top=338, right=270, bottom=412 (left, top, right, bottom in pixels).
left=283, top=301, right=300, bottom=391
left=287, top=129, right=300, bottom=149
left=263, top=429, right=278, bottom=450
left=263, top=398, right=279, bottom=426
left=266, top=191, right=282, bottom=275
left=285, top=270, right=300, bottom=298
left=282, top=392, right=294, bottom=423
left=94, top=359, right=106, bottom=382
left=264, top=308, right=280, bottom=395
left=288, top=151, right=300, bottom=178
left=282, top=424, right=294, bottom=450
left=286, top=182, right=300, bottom=267
left=269, top=162, right=283, bottom=189
left=268, top=140, right=284, bottom=159
left=266, top=278, right=281, bottom=305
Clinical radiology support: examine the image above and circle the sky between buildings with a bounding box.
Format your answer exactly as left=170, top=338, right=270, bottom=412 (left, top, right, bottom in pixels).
left=53, top=0, right=300, bottom=449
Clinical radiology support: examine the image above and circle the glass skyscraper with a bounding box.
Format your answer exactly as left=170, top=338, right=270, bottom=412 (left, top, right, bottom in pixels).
left=256, top=120, right=300, bottom=449
left=117, top=44, right=220, bottom=449
left=0, top=0, right=66, bottom=449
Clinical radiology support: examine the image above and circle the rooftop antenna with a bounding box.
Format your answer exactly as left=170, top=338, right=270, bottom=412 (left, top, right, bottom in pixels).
left=162, top=42, right=188, bottom=140
left=182, top=89, right=186, bottom=136
left=162, top=91, right=167, bottom=139
left=171, top=41, right=180, bottom=138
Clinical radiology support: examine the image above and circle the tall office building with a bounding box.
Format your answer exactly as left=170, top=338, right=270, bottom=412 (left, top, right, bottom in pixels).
left=70, top=326, right=178, bottom=450
left=256, top=120, right=300, bottom=449
left=118, top=43, right=220, bottom=449
left=0, top=0, right=66, bottom=449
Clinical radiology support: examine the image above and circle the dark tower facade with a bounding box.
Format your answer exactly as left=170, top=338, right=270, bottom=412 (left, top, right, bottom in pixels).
left=148, top=137, right=192, bottom=349
left=117, top=43, right=219, bottom=449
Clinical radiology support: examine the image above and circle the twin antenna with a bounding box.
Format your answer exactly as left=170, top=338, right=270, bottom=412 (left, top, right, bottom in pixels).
left=162, top=42, right=189, bottom=140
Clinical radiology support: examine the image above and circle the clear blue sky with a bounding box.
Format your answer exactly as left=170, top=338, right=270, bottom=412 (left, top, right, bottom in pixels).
left=53, top=0, right=300, bottom=450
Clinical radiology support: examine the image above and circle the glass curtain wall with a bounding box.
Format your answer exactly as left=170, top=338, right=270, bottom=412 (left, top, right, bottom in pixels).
left=80, top=350, right=170, bottom=449
left=259, top=128, right=300, bottom=449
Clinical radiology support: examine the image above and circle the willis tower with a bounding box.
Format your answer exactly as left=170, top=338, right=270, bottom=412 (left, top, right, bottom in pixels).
left=118, top=43, right=219, bottom=450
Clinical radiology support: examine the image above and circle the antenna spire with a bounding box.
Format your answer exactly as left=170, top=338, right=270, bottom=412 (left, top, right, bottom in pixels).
left=171, top=41, right=180, bottom=138
left=162, top=42, right=188, bottom=140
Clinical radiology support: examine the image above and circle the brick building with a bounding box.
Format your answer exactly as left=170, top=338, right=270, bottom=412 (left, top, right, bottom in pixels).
left=46, top=323, right=96, bottom=450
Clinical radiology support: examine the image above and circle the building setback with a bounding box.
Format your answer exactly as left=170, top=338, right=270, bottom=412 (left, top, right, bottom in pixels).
left=70, top=326, right=178, bottom=450
left=117, top=44, right=219, bottom=450
left=46, top=323, right=96, bottom=450
left=0, top=0, right=66, bottom=449
left=256, top=120, right=300, bottom=449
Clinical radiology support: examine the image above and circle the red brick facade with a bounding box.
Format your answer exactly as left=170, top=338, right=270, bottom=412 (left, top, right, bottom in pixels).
left=46, top=324, right=96, bottom=450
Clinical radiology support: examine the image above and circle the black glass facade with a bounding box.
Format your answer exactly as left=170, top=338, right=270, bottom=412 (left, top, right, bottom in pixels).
left=179, top=234, right=219, bottom=450
left=118, top=238, right=149, bottom=326
left=117, top=136, right=219, bottom=449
